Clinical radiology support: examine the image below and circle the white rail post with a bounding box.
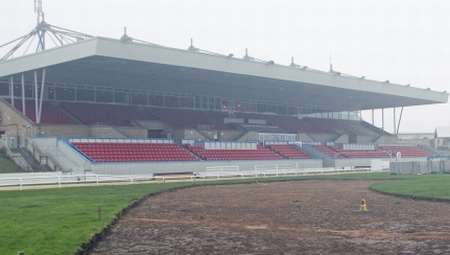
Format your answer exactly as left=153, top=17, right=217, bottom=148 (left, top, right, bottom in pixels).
left=57, top=176, right=61, bottom=188
left=276, top=165, right=279, bottom=176
left=96, top=175, right=99, bottom=185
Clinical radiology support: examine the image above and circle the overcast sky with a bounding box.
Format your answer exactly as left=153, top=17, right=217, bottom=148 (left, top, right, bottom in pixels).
left=1, top=0, right=449, bottom=133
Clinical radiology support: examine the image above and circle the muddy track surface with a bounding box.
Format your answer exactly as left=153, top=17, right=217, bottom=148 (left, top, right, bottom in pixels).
left=89, top=181, right=450, bottom=255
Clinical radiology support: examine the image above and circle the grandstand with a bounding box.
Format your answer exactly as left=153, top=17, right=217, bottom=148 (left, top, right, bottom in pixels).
left=0, top=35, right=448, bottom=175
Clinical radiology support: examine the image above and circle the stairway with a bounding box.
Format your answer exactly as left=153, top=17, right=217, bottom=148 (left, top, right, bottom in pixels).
left=301, top=144, right=330, bottom=160
left=31, top=138, right=88, bottom=173
left=267, top=146, right=288, bottom=159
left=56, top=102, right=83, bottom=124
left=183, top=145, right=203, bottom=160
left=4, top=148, right=32, bottom=172
left=17, top=148, right=52, bottom=172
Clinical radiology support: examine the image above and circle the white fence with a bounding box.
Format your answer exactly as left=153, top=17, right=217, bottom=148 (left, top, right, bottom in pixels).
left=0, top=165, right=373, bottom=190
left=0, top=172, right=154, bottom=190
left=199, top=164, right=366, bottom=178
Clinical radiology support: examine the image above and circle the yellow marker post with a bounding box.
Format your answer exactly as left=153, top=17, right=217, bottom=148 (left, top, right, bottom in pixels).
left=360, top=198, right=368, bottom=212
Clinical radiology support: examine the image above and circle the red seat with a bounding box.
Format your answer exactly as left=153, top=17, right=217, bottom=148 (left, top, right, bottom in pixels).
left=72, top=142, right=198, bottom=162
left=11, top=100, right=75, bottom=124
left=187, top=145, right=283, bottom=161
left=269, top=145, right=310, bottom=159
left=379, top=146, right=429, bottom=158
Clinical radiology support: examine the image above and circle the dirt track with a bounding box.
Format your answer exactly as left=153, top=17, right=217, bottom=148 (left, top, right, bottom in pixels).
left=89, top=181, right=450, bottom=254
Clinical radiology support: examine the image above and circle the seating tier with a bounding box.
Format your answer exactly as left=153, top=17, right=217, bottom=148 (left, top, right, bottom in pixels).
left=11, top=100, right=76, bottom=124
left=269, top=145, right=310, bottom=159
left=314, top=145, right=341, bottom=158
left=379, top=146, right=429, bottom=158
left=72, top=142, right=198, bottom=162
left=314, top=144, right=428, bottom=158
left=336, top=149, right=389, bottom=158
left=187, top=145, right=283, bottom=161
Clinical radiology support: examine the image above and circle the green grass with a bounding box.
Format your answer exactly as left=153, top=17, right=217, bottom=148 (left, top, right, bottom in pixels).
left=0, top=172, right=449, bottom=255
left=0, top=182, right=194, bottom=255
left=370, top=174, right=450, bottom=200
left=0, top=153, right=23, bottom=173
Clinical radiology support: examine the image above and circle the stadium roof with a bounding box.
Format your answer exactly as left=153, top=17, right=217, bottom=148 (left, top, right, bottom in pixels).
left=0, top=37, right=447, bottom=113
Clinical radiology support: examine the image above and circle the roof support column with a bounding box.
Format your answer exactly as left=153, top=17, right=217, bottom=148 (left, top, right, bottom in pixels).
left=38, top=69, right=46, bottom=124
left=34, top=71, right=39, bottom=123
left=396, top=107, right=404, bottom=135
left=74, top=86, right=78, bottom=102
left=371, top=109, right=375, bottom=125
left=9, top=76, right=15, bottom=107
left=393, top=107, right=397, bottom=135
left=21, top=73, right=26, bottom=115
left=381, top=108, right=385, bottom=131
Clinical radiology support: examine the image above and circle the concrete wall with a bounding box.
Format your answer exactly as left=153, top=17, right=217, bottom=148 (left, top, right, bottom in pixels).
left=330, top=157, right=428, bottom=168
left=308, top=133, right=338, bottom=143
left=221, top=129, right=244, bottom=141
left=89, top=126, right=127, bottom=138
left=182, top=129, right=206, bottom=141
left=39, top=125, right=148, bottom=139
left=40, top=125, right=145, bottom=139
left=374, top=135, right=399, bottom=144
left=356, top=135, right=375, bottom=144
left=334, top=134, right=349, bottom=143
left=0, top=99, right=36, bottom=147
left=196, top=129, right=217, bottom=140
left=91, top=159, right=323, bottom=175
left=297, top=133, right=314, bottom=142
left=136, top=120, right=168, bottom=130
left=31, top=137, right=90, bottom=172
left=114, top=126, right=147, bottom=138
left=237, top=131, right=258, bottom=142
left=40, top=124, right=90, bottom=137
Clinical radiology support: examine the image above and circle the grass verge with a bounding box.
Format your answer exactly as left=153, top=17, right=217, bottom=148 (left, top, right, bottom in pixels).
left=0, top=152, right=24, bottom=173
left=370, top=174, right=450, bottom=201
left=0, top=182, right=193, bottom=255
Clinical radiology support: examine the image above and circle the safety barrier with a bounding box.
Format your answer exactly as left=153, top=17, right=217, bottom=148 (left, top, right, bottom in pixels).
left=0, top=165, right=373, bottom=190
left=0, top=173, right=154, bottom=190
left=199, top=164, right=367, bottom=179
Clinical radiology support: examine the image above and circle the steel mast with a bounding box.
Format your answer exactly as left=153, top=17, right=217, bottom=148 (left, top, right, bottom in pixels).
left=0, top=0, right=93, bottom=61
